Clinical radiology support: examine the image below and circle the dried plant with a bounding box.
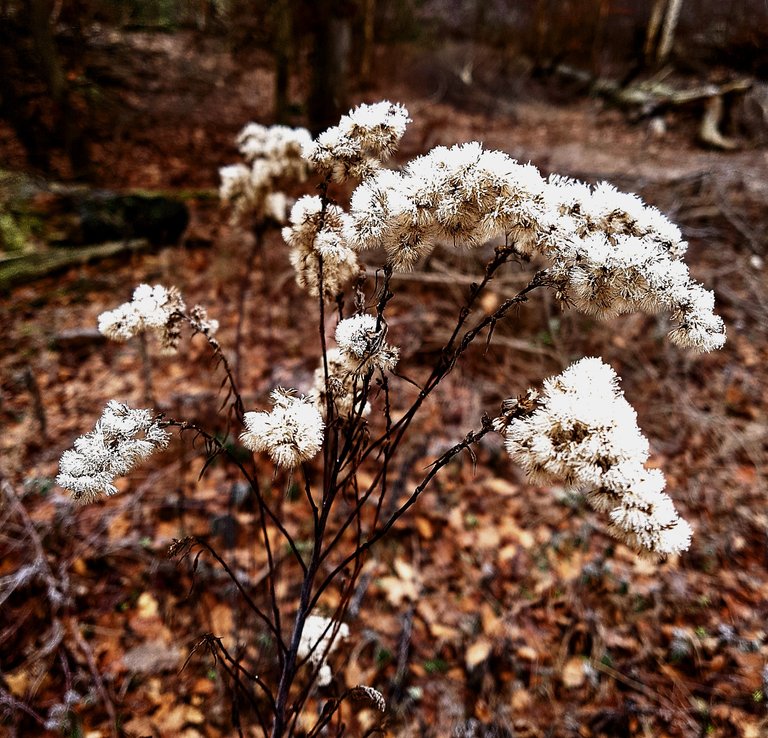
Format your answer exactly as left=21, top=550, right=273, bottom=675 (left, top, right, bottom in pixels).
left=56, top=103, right=725, bottom=737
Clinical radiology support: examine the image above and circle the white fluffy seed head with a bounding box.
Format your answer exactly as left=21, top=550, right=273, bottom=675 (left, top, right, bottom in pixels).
left=98, top=284, right=187, bottom=353
left=499, top=358, right=691, bottom=557
left=311, top=348, right=371, bottom=420
left=542, top=176, right=724, bottom=350
left=305, top=101, right=410, bottom=182
left=57, top=401, right=170, bottom=503
left=241, top=389, right=325, bottom=468
left=221, top=123, right=311, bottom=223
left=297, top=615, right=350, bottom=687
left=283, top=196, right=360, bottom=300
left=335, top=314, right=399, bottom=375
left=340, top=131, right=724, bottom=350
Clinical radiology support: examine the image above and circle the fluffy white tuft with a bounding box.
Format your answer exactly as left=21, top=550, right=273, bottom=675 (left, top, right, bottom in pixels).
left=305, top=101, right=410, bottom=182
left=335, top=314, right=399, bottom=375
left=241, top=389, right=325, bottom=468
left=499, top=358, right=691, bottom=556
left=57, top=401, right=169, bottom=502
left=297, top=615, right=350, bottom=687
left=98, top=284, right=188, bottom=353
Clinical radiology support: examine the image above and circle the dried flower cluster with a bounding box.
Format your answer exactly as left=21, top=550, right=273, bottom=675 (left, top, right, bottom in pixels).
left=220, top=122, right=312, bottom=223
left=297, top=615, right=350, bottom=687
left=544, top=177, right=725, bottom=351
left=57, top=401, right=169, bottom=502
left=305, top=101, right=410, bottom=181
left=282, top=195, right=360, bottom=300
left=309, top=315, right=398, bottom=420
left=344, top=142, right=555, bottom=269
left=496, top=358, right=691, bottom=556
left=348, top=685, right=387, bottom=713
left=343, top=137, right=724, bottom=351
left=187, top=303, right=220, bottom=339
left=241, top=389, right=325, bottom=468
left=335, top=314, right=399, bottom=375
left=98, top=283, right=187, bottom=353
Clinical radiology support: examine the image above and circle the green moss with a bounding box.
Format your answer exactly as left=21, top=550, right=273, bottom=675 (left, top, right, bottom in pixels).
left=0, top=213, right=26, bottom=252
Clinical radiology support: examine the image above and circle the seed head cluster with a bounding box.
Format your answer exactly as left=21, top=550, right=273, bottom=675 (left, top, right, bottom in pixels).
left=342, top=134, right=724, bottom=351
left=344, top=142, right=556, bottom=269
left=544, top=177, right=725, bottom=351
left=310, top=348, right=371, bottom=421
left=297, top=615, right=350, bottom=687
left=282, top=195, right=360, bottom=300
left=98, top=284, right=188, bottom=353
left=57, top=401, right=170, bottom=503
left=335, top=314, right=399, bottom=375
left=241, top=389, right=325, bottom=468
left=220, top=122, right=312, bottom=223
left=497, top=358, right=691, bottom=556
left=305, top=101, right=410, bottom=182
left=309, top=315, right=399, bottom=420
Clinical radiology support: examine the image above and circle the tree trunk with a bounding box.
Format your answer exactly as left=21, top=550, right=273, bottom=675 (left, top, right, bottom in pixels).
left=307, top=0, right=352, bottom=135
left=644, top=0, right=684, bottom=67
left=359, top=0, right=375, bottom=87
left=273, top=0, right=293, bottom=123
left=644, top=0, right=667, bottom=65
left=25, top=0, right=91, bottom=179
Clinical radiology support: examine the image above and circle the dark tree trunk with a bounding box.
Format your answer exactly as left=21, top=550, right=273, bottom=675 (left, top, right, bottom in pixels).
left=359, top=0, right=375, bottom=87
left=25, top=0, right=92, bottom=179
left=307, top=0, right=352, bottom=135
left=273, top=0, right=294, bottom=123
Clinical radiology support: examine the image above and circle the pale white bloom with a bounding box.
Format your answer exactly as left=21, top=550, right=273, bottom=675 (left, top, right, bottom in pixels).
left=221, top=123, right=311, bottom=222
left=499, top=358, right=690, bottom=556
left=591, top=461, right=693, bottom=556
left=236, top=123, right=312, bottom=173
left=189, top=304, right=219, bottom=338
left=335, top=314, right=399, bottom=374
left=543, top=176, right=724, bottom=350
left=264, top=191, right=291, bottom=224
left=218, top=164, right=253, bottom=215
left=410, top=144, right=555, bottom=250
left=297, top=615, right=350, bottom=687
left=241, top=389, right=324, bottom=468
left=57, top=401, right=169, bottom=502
left=344, top=168, right=438, bottom=271
left=504, top=357, right=649, bottom=486
left=305, top=101, right=410, bottom=182
left=340, top=128, right=724, bottom=350
left=96, top=302, right=142, bottom=342
left=282, top=195, right=359, bottom=300
left=344, top=143, right=558, bottom=269
left=547, top=231, right=725, bottom=350
left=98, top=284, right=187, bottom=353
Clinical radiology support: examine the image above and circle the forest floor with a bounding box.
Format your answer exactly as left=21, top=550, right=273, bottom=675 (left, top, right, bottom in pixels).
left=1, top=30, right=767, bottom=738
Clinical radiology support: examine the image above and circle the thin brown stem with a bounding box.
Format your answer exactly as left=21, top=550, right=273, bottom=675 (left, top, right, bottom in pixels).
left=184, top=537, right=285, bottom=654
left=164, top=419, right=307, bottom=576
left=311, top=419, right=494, bottom=610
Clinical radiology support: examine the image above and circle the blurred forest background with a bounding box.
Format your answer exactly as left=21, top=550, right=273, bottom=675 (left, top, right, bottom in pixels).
left=1, top=1, right=768, bottom=737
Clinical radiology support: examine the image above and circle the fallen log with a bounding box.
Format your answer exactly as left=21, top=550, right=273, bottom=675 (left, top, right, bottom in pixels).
left=0, top=237, right=151, bottom=292
left=555, top=65, right=753, bottom=149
